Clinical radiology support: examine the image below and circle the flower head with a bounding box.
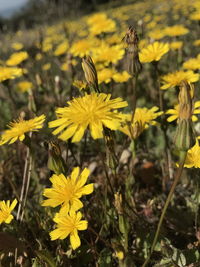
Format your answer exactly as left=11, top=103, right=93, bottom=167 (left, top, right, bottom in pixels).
left=50, top=207, right=88, bottom=250
left=120, top=107, right=163, bottom=138
left=49, top=93, right=128, bottom=142
left=6, top=51, right=28, bottom=66
left=11, top=42, right=24, bottom=51
left=184, top=139, right=200, bottom=168
left=0, top=115, right=46, bottom=145
left=139, top=42, right=169, bottom=63
left=87, top=13, right=116, bottom=35
left=17, top=81, right=33, bottom=93
left=54, top=41, right=69, bottom=56
left=0, top=66, right=23, bottom=82
left=183, top=55, right=200, bottom=70
left=163, top=25, right=189, bottom=37
left=161, top=70, right=199, bottom=90
left=0, top=199, right=17, bottom=224
left=166, top=101, right=200, bottom=122
left=42, top=167, right=93, bottom=211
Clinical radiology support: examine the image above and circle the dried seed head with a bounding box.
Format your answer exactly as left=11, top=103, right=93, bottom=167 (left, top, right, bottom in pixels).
left=123, top=26, right=142, bottom=76
left=82, top=56, right=99, bottom=93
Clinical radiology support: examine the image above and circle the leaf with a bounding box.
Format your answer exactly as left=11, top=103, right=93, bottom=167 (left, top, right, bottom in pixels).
left=172, top=249, right=186, bottom=267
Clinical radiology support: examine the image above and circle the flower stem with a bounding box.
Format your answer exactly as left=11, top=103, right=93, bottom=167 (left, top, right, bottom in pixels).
left=142, top=151, right=187, bottom=267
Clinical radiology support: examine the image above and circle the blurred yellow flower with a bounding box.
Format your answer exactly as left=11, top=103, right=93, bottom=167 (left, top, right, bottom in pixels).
left=93, top=43, right=125, bottom=65
left=98, top=68, right=116, bottom=84
left=147, top=28, right=166, bottom=40
left=166, top=101, right=200, bottom=122
left=169, top=41, right=183, bottom=50
left=42, top=167, right=93, bottom=211
left=42, top=63, right=51, bottom=71
left=0, top=115, right=46, bottom=145
left=70, top=38, right=98, bottom=57
left=6, top=51, right=28, bottom=66
left=49, top=93, right=128, bottom=142
left=161, top=70, right=199, bottom=90
left=193, top=40, right=200, bottom=46
left=17, top=81, right=33, bottom=93
left=139, top=42, right=169, bottom=63
left=87, top=13, right=116, bottom=35
left=0, top=66, right=23, bottom=82
left=120, top=107, right=163, bottom=138
left=0, top=199, right=17, bottom=224
left=35, top=53, right=43, bottom=61
left=190, top=12, right=200, bottom=21
left=113, top=71, right=131, bottom=83
left=183, top=55, right=200, bottom=70
left=11, top=42, right=23, bottom=51
left=73, top=80, right=87, bottom=90
left=184, top=139, right=200, bottom=168
left=163, top=25, right=189, bottom=36
left=54, top=41, right=69, bottom=56
left=50, top=207, right=88, bottom=250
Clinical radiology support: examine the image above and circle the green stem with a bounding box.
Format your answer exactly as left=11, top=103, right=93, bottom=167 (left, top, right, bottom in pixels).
left=131, top=74, right=138, bottom=124
left=142, top=151, right=187, bottom=267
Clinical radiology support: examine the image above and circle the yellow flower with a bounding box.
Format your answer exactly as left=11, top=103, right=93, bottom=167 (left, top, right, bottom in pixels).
left=163, top=25, right=189, bottom=36
left=147, top=28, right=166, bottom=40
left=0, top=115, right=46, bottom=145
left=120, top=107, right=163, bottom=138
left=98, top=68, right=116, bottom=84
left=73, top=80, right=87, bottom=90
left=70, top=38, right=99, bottom=57
left=0, top=199, right=17, bottom=224
left=17, top=81, right=33, bottom=93
left=139, top=42, right=169, bottom=63
left=42, top=63, right=51, bottom=71
left=161, top=70, right=199, bottom=90
left=87, top=13, right=116, bottom=35
left=166, top=101, right=200, bottom=122
left=184, top=140, right=200, bottom=168
left=54, top=41, right=69, bottom=56
left=49, top=93, right=128, bottom=142
left=183, top=56, right=200, bottom=70
left=193, top=40, right=200, bottom=46
left=190, top=12, right=200, bottom=21
left=0, top=66, right=23, bottom=82
left=93, top=43, right=125, bottom=66
left=42, top=167, right=93, bottom=211
left=113, top=71, right=131, bottom=83
left=169, top=41, right=183, bottom=50
left=35, top=53, right=43, bottom=61
left=50, top=207, right=88, bottom=250
left=11, top=42, right=23, bottom=51
left=6, top=51, right=28, bottom=66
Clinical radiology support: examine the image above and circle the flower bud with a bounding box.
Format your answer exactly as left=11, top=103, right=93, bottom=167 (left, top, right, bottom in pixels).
left=82, top=56, right=99, bottom=93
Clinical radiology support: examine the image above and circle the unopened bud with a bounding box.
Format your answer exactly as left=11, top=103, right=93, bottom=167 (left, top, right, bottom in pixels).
left=114, top=193, right=123, bottom=215
left=82, top=56, right=99, bottom=93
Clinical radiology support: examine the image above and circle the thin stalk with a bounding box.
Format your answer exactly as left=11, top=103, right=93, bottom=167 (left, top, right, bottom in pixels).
left=131, top=74, right=138, bottom=124
left=142, top=151, right=187, bottom=267
left=16, top=146, right=30, bottom=220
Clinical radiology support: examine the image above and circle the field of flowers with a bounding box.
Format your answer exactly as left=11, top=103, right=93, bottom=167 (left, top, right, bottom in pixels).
left=0, top=0, right=200, bottom=266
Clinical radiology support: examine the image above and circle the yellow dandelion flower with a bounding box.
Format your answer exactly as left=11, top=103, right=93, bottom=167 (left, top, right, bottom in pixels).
left=163, top=25, right=189, bottom=37
left=17, top=81, right=33, bottom=93
left=113, top=71, right=131, bottom=83
left=184, top=140, right=200, bottom=168
left=11, top=42, right=23, bottom=51
left=190, top=12, right=200, bottom=21
left=98, top=68, right=116, bottom=84
left=161, top=70, right=199, bottom=90
left=0, top=199, right=17, bottom=224
left=183, top=56, right=200, bottom=70
left=35, top=53, right=43, bottom=61
left=166, top=101, right=200, bottom=122
left=42, top=167, right=93, bottom=211
left=147, top=28, right=166, bottom=40
left=50, top=207, right=88, bottom=250
left=93, top=43, right=125, bottom=65
left=193, top=40, right=200, bottom=46
left=0, top=115, right=46, bottom=145
left=119, top=107, right=163, bottom=138
left=87, top=13, right=116, bottom=35
left=169, top=41, right=183, bottom=50
left=42, top=63, right=51, bottom=71
left=139, top=42, right=169, bottom=63
left=54, top=41, right=69, bottom=56
left=73, top=80, right=87, bottom=90
left=6, top=51, right=28, bottom=66
left=70, top=38, right=99, bottom=57
left=0, top=66, right=23, bottom=82
left=49, top=93, right=128, bottom=142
